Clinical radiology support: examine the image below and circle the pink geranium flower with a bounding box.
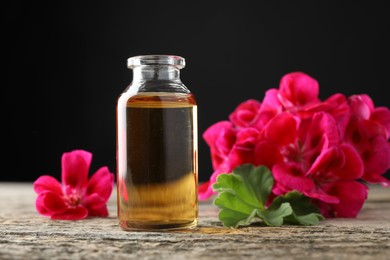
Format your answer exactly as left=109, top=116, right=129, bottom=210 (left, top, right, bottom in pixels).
left=278, top=71, right=320, bottom=110
left=33, top=149, right=115, bottom=220
left=200, top=71, right=390, bottom=218
left=345, top=94, right=390, bottom=187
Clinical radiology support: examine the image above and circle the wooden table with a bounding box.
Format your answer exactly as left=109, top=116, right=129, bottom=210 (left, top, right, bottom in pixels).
left=0, top=182, right=389, bottom=259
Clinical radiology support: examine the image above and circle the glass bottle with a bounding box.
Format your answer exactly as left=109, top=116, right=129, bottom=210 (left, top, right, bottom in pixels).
left=116, top=55, right=198, bottom=231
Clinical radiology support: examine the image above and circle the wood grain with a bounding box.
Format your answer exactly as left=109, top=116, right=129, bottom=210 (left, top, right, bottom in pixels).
left=0, top=182, right=389, bottom=259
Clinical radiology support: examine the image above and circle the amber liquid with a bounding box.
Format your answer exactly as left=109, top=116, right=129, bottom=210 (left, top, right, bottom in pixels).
left=116, top=92, right=198, bottom=231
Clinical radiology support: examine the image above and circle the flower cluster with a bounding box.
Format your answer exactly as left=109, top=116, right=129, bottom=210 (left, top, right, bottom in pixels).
left=199, top=71, right=390, bottom=218
left=33, top=149, right=115, bottom=220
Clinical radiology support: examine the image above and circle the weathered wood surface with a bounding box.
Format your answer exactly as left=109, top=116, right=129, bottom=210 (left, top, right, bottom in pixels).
left=0, top=182, right=389, bottom=260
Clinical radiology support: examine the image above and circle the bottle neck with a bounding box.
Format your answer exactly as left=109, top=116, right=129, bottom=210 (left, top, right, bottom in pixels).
left=132, top=66, right=182, bottom=82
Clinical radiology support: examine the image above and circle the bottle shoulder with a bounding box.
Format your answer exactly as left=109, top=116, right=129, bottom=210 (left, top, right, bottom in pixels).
left=118, top=92, right=197, bottom=108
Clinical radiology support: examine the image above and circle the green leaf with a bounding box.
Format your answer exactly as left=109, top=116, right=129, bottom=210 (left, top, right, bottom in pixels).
left=212, top=164, right=273, bottom=228
left=213, top=191, right=258, bottom=216
left=218, top=208, right=260, bottom=228
left=213, top=164, right=273, bottom=208
left=268, top=190, right=324, bottom=225
left=211, top=164, right=325, bottom=228
left=256, top=202, right=293, bottom=226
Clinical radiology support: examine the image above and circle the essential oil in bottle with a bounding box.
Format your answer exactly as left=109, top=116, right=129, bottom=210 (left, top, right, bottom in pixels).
left=116, top=55, right=198, bottom=231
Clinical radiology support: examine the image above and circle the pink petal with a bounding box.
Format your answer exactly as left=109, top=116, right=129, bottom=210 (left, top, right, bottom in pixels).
left=336, top=144, right=364, bottom=180
left=362, top=135, right=390, bottom=177
left=209, top=151, right=226, bottom=171
left=325, top=93, right=348, bottom=106
left=264, top=112, right=299, bottom=146
left=83, top=193, right=106, bottom=209
left=274, top=169, right=340, bottom=204
left=324, top=93, right=350, bottom=136
left=203, top=122, right=237, bottom=158
left=35, top=193, right=53, bottom=216
left=279, top=71, right=320, bottom=107
left=371, top=107, right=390, bottom=138
left=42, top=191, right=68, bottom=213
left=307, top=147, right=344, bottom=176
left=229, top=99, right=262, bottom=128
left=260, top=88, right=283, bottom=113
left=362, top=174, right=390, bottom=187
left=272, top=163, right=315, bottom=193
left=295, top=101, right=333, bottom=119
left=308, top=189, right=340, bottom=204
left=235, top=128, right=259, bottom=145
left=51, top=207, right=88, bottom=220
left=348, top=95, right=372, bottom=120
left=33, top=175, right=63, bottom=195
left=304, top=112, right=340, bottom=150
left=228, top=145, right=255, bottom=167
left=360, top=94, right=375, bottom=111
left=254, top=141, right=283, bottom=170
left=327, top=181, right=368, bottom=218
left=203, top=121, right=234, bottom=149
left=228, top=128, right=260, bottom=167
left=255, top=89, right=283, bottom=129
left=203, top=121, right=237, bottom=170
left=87, top=204, right=109, bottom=217
left=61, top=150, right=92, bottom=190
left=87, top=167, right=114, bottom=200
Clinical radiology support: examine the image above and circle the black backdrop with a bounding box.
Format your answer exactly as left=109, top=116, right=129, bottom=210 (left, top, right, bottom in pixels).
left=4, top=1, right=390, bottom=183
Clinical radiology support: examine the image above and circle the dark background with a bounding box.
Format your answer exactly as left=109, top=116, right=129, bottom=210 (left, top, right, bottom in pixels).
left=4, top=1, right=390, bottom=183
